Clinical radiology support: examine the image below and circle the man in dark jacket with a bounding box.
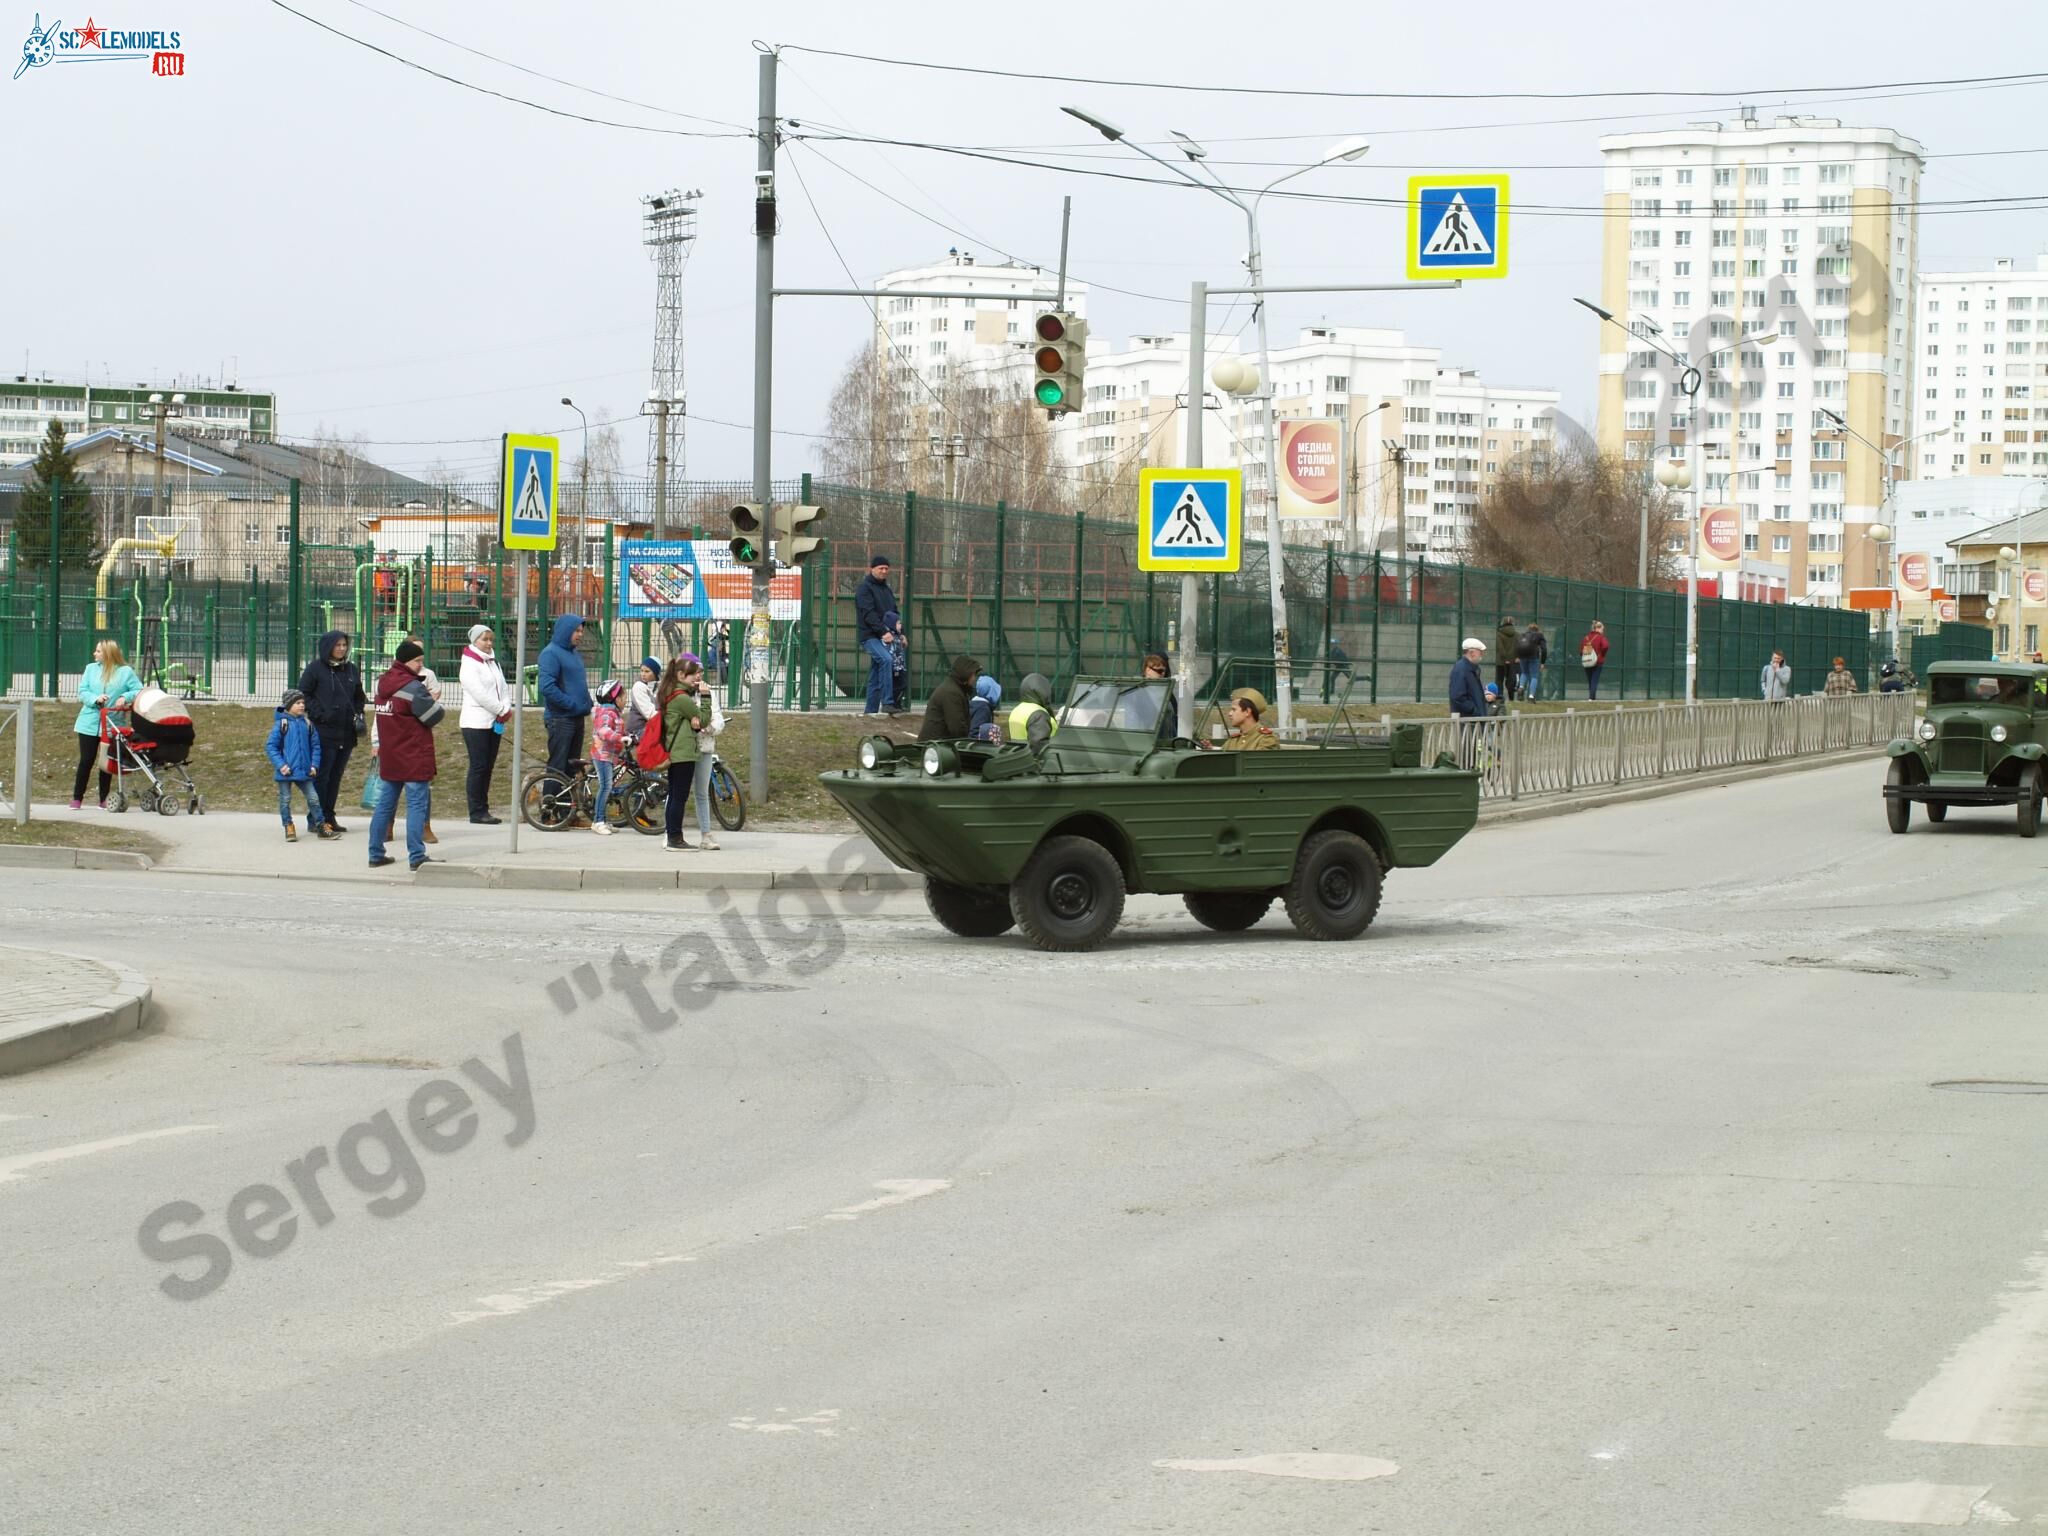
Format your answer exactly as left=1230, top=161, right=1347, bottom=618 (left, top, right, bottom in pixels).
left=855, top=555, right=897, bottom=717
left=918, top=654, right=980, bottom=742
left=298, top=629, right=365, bottom=836
left=368, top=641, right=439, bottom=871
left=1514, top=622, right=1548, bottom=703
left=1450, top=637, right=1489, bottom=770
left=1494, top=616, right=1519, bottom=701
left=537, top=614, right=591, bottom=778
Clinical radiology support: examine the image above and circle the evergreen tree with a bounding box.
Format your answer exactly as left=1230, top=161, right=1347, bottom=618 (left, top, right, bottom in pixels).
left=14, top=420, right=100, bottom=571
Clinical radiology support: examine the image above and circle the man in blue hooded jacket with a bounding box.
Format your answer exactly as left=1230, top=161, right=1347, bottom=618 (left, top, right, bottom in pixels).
left=538, top=614, right=592, bottom=778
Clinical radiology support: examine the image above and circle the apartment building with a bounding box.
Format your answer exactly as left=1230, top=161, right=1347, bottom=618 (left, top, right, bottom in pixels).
left=1597, top=116, right=1925, bottom=606
left=1913, top=255, right=2048, bottom=481
left=0, top=375, right=277, bottom=466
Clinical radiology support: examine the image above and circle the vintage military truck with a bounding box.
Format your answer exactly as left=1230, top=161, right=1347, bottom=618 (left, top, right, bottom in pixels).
left=820, top=678, right=1480, bottom=951
left=1883, top=660, right=2048, bottom=836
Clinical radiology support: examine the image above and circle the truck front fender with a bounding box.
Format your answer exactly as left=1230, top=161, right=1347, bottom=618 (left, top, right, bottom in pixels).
left=1885, top=739, right=1925, bottom=761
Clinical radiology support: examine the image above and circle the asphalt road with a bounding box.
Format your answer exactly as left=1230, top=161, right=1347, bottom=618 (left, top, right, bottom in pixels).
left=5, top=760, right=2048, bottom=1535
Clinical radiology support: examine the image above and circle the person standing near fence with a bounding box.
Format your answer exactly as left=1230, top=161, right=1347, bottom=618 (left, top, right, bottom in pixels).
left=1580, top=621, right=1609, bottom=700
left=458, top=624, right=512, bottom=825
left=300, top=630, right=365, bottom=836
left=1516, top=622, right=1547, bottom=704
left=1760, top=650, right=1792, bottom=701
left=1824, top=657, right=1857, bottom=697
left=1451, top=638, right=1489, bottom=768
left=855, top=555, right=897, bottom=718
left=367, top=640, right=438, bottom=872
left=1493, top=616, right=1519, bottom=701
left=538, top=614, right=592, bottom=799
left=71, top=638, right=141, bottom=810
left=656, top=656, right=710, bottom=852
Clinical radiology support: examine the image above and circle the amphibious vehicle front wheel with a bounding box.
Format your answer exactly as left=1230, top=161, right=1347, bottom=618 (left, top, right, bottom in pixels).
left=925, top=877, right=1017, bottom=938
left=1282, top=830, right=1384, bottom=941
left=1926, top=802, right=1948, bottom=823
left=1010, top=835, right=1125, bottom=952
left=1183, top=891, right=1274, bottom=932
left=1885, top=762, right=1912, bottom=835
left=2020, top=768, right=2044, bottom=840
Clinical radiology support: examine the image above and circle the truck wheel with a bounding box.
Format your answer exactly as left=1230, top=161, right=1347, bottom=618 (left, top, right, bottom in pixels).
left=1282, top=830, right=1384, bottom=941
left=1926, top=802, right=1948, bottom=823
left=1885, top=762, right=1912, bottom=835
left=1010, top=835, right=1124, bottom=952
left=1183, top=892, right=1273, bottom=932
left=2021, top=769, right=2044, bottom=839
left=925, top=877, right=1016, bottom=938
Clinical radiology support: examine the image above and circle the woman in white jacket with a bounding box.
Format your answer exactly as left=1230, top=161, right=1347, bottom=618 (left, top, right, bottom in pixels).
left=458, top=624, right=514, bottom=824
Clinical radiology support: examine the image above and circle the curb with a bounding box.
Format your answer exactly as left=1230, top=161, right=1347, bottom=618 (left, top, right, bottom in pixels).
left=1475, top=746, right=1881, bottom=827
left=412, top=862, right=914, bottom=893
left=0, top=951, right=154, bottom=1078
left=0, top=845, right=155, bottom=872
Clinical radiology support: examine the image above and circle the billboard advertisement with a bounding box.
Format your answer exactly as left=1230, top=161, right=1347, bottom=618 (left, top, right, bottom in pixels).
left=1699, top=506, right=1741, bottom=569
left=1277, top=420, right=1342, bottom=521
left=1936, top=599, right=1959, bottom=623
left=2026, top=570, right=2047, bottom=604
left=1897, top=552, right=1932, bottom=595
left=618, top=541, right=802, bottom=621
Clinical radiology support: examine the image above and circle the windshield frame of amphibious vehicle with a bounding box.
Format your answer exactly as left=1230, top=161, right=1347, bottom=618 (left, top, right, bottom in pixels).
left=1189, top=657, right=1384, bottom=749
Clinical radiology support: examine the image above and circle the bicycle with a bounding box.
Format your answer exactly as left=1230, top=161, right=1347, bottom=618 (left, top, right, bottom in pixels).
left=518, top=757, right=634, bottom=832
left=623, top=747, right=745, bottom=835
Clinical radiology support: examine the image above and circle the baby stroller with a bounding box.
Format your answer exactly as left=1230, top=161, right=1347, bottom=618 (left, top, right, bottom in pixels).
left=103, top=685, right=206, bottom=816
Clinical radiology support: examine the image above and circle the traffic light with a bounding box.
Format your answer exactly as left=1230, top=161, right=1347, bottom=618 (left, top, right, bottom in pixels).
left=1031, top=310, right=1087, bottom=415
left=782, top=503, right=826, bottom=566
left=727, top=503, right=767, bottom=566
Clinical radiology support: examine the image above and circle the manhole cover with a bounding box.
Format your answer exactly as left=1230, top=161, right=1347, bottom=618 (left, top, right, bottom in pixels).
left=1930, top=1080, right=2048, bottom=1095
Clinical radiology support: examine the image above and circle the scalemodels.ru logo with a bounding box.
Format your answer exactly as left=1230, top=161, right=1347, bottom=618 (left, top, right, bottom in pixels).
left=14, top=13, right=185, bottom=79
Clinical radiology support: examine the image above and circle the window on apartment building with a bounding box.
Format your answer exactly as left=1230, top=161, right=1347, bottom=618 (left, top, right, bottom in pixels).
left=1711, top=259, right=1736, bottom=278
left=1673, top=229, right=1692, bottom=247
left=1986, top=297, right=2000, bottom=311
left=1775, top=471, right=1794, bottom=489
left=243, top=523, right=260, bottom=543
left=1632, top=169, right=1662, bottom=188
left=1747, top=166, right=1768, bottom=186
left=1781, top=198, right=1801, bottom=214
left=1675, top=198, right=1694, bottom=215
left=1711, top=289, right=1734, bottom=307
left=1778, top=381, right=1797, bottom=398
left=1713, top=167, right=1734, bottom=187
left=1772, top=535, right=1792, bottom=553
left=1713, top=198, right=1736, bottom=217
left=1676, top=167, right=1694, bottom=185
left=273, top=525, right=290, bottom=545
left=1631, top=261, right=1657, bottom=280
left=1744, top=259, right=1765, bottom=278
left=1817, top=287, right=1848, bottom=306
left=1671, top=320, right=1692, bottom=340
left=1710, top=319, right=1734, bottom=338
left=1819, top=164, right=1848, bottom=184
left=1745, top=201, right=1768, bottom=221
left=1671, top=290, right=1691, bottom=308
left=1405, top=379, right=1431, bottom=397
left=1711, top=229, right=1736, bottom=248
left=1672, top=260, right=1691, bottom=277
left=1325, top=376, right=1348, bottom=393
left=1630, top=289, right=1660, bottom=308
left=1631, top=198, right=1662, bottom=217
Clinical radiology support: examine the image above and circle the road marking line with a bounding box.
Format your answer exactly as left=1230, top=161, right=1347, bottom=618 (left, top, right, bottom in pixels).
left=1155, top=1454, right=1398, bottom=1483
left=1891, top=1249, right=2048, bottom=1448
left=822, top=1178, right=952, bottom=1221
left=0, top=1125, right=218, bottom=1187
left=1828, top=1482, right=1991, bottom=1524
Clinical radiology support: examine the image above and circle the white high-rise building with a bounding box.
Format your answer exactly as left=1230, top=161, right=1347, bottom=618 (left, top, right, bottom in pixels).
left=1597, top=116, right=1925, bottom=605
left=1913, top=255, right=2048, bottom=480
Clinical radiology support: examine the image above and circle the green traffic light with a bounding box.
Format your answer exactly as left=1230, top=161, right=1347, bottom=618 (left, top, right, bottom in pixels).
left=1034, top=379, right=1065, bottom=407
left=730, top=538, right=759, bottom=564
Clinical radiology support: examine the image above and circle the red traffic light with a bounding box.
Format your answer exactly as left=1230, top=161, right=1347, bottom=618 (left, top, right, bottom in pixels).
left=1034, top=312, right=1065, bottom=342
left=1034, top=345, right=1064, bottom=373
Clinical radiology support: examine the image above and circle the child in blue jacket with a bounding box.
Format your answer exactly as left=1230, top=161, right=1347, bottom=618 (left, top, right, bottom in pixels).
left=267, top=690, right=334, bottom=843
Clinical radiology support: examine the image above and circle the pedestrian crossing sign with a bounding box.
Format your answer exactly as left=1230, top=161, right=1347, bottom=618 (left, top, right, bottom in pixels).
left=1137, top=467, right=1242, bottom=573
left=1407, top=175, right=1509, bottom=280
left=500, top=433, right=560, bottom=551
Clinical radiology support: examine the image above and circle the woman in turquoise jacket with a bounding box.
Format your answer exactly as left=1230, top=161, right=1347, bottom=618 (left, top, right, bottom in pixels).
left=72, top=638, right=142, bottom=809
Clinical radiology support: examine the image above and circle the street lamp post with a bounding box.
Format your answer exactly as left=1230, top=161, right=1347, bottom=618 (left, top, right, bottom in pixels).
left=1342, top=400, right=1393, bottom=555
left=560, top=397, right=589, bottom=573
left=1818, top=410, right=1950, bottom=655
left=1577, top=300, right=1774, bottom=705
left=1064, top=106, right=1367, bottom=733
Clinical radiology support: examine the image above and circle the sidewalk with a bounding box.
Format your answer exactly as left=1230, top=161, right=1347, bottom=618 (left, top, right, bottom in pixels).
left=26, top=801, right=910, bottom=893
left=0, top=945, right=153, bottom=1077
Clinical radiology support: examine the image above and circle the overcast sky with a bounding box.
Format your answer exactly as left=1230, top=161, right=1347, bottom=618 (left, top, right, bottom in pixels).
left=11, top=0, right=2048, bottom=483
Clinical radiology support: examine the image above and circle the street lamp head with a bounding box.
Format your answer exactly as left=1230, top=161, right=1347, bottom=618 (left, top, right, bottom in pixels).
left=1168, top=129, right=1207, bottom=161
left=560, top=396, right=574, bottom=407
left=1323, top=136, right=1371, bottom=164
left=1927, top=426, right=1951, bottom=441
left=1655, top=457, right=1693, bottom=490
left=169, top=393, right=185, bottom=406
left=1999, top=545, right=2019, bottom=565
left=1870, top=523, right=1893, bottom=542
left=1750, top=333, right=1779, bottom=346
left=1819, top=407, right=1846, bottom=427
left=1061, top=106, right=1124, bottom=143
left=147, top=392, right=163, bottom=404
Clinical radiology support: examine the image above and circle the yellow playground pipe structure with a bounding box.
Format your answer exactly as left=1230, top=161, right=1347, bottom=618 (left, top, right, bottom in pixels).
left=96, top=536, right=178, bottom=628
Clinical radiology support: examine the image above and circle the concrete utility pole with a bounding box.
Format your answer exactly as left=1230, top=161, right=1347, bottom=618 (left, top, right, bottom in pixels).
left=145, top=391, right=183, bottom=527
left=748, top=47, right=777, bottom=804
left=1180, top=281, right=1206, bottom=741
left=561, top=397, right=589, bottom=570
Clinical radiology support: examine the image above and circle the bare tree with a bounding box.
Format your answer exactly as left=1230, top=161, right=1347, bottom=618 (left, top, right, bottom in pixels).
left=1468, top=441, right=1684, bottom=587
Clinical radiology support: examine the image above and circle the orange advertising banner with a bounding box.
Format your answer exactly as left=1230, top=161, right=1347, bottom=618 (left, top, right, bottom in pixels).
left=1846, top=587, right=1895, bottom=611
left=1277, top=420, right=1342, bottom=520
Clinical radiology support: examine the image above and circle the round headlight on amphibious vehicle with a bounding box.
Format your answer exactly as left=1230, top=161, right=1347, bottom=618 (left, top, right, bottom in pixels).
left=1918, top=720, right=1937, bottom=742
left=922, top=745, right=957, bottom=778
left=1991, top=724, right=2010, bottom=744
left=858, top=737, right=895, bottom=771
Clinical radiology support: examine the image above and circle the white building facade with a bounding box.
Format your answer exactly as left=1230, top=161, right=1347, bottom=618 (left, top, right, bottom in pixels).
left=1597, top=116, right=1925, bottom=605
left=1913, top=256, right=2048, bottom=481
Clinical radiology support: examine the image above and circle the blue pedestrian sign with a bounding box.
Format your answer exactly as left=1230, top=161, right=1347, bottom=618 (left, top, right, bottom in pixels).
left=1137, top=467, right=1242, bottom=573
left=1407, top=174, right=1509, bottom=280
left=500, top=433, right=560, bottom=551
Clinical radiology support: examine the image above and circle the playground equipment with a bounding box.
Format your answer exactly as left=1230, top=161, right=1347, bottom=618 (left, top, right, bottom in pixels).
left=96, top=534, right=177, bottom=627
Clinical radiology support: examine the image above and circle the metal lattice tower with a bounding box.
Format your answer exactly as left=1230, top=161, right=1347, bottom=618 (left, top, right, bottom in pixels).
left=642, top=189, right=702, bottom=501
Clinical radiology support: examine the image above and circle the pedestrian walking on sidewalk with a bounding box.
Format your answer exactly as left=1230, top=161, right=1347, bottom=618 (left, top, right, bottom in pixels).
left=299, top=630, right=365, bottom=837
left=1580, top=621, right=1609, bottom=700
left=458, top=624, right=512, bottom=824
left=1515, top=622, right=1547, bottom=704
left=71, top=638, right=140, bottom=809
left=266, top=690, right=333, bottom=842
left=1760, top=650, right=1792, bottom=701
left=367, top=641, right=441, bottom=872
left=657, top=656, right=710, bottom=851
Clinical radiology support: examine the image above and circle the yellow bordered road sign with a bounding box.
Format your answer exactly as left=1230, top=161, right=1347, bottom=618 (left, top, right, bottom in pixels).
left=1408, top=175, right=1509, bottom=280
left=500, top=433, right=561, bottom=552
left=1137, top=467, right=1243, bottom=573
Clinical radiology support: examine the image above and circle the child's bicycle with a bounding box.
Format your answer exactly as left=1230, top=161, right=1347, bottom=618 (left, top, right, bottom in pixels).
left=624, top=746, right=746, bottom=835
left=518, top=757, right=637, bottom=832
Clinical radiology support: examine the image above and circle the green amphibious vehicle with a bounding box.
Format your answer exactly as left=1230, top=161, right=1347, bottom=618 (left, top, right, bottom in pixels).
left=821, top=678, right=1479, bottom=952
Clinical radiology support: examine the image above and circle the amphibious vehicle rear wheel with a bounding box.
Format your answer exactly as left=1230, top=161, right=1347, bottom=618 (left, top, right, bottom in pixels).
left=1926, top=802, right=1947, bottom=823
left=1282, top=830, right=1384, bottom=941
left=925, top=877, right=1017, bottom=938
left=1885, top=762, right=1912, bottom=835
left=2020, top=768, right=2044, bottom=840
left=1182, top=891, right=1274, bottom=932
left=1010, top=835, right=1125, bottom=952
